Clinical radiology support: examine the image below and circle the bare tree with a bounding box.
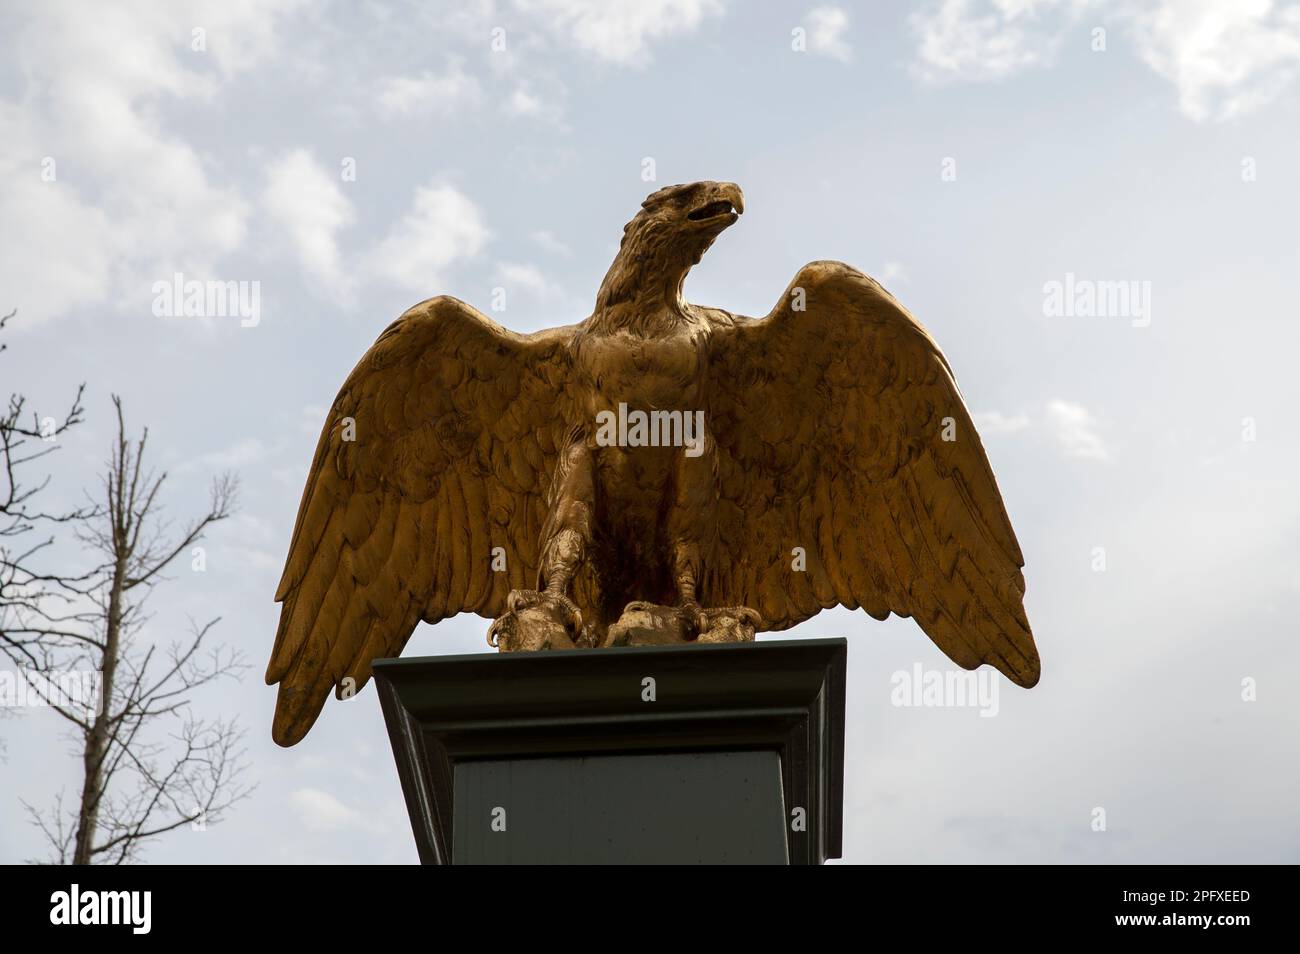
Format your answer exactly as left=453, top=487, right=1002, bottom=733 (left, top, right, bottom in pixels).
left=1, top=308, right=89, bottom=762
left=2, top=367, right=252, bottom=862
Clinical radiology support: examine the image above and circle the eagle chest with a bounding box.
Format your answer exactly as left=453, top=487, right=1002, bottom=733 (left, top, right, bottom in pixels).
left=578, top=328, right=706, bottom=416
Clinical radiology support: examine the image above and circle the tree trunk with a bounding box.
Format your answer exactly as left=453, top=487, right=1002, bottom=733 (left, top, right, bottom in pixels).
left=72, top=559, right=124, bottom=864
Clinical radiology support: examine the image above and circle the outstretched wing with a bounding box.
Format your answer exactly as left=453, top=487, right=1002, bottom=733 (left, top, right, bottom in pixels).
left=267, top=296, right=575, bottom=745
left=702, top=261, right=1040, bottom=687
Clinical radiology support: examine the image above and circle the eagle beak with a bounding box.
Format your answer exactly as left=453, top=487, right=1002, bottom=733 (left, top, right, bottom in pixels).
left=686, top=183, right=745, bottom=225
left=723, top=183, right=744, bottom=215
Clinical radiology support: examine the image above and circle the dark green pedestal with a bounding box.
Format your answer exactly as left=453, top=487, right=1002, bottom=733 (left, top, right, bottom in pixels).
left=372, top=638, right=846, bottom=865
left=453, top=750, right=788, bottom=863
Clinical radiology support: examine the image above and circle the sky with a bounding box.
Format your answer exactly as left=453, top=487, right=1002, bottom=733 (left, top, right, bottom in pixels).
left=1, top=0, right=1298, bottom=864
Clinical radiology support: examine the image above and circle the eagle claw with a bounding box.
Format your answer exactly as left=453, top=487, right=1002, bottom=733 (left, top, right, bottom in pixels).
left=487, top=589, right=589, bottom=652
left=694, top=606, right=763, bottom=643
left=608, top=601, right=762, bottom=646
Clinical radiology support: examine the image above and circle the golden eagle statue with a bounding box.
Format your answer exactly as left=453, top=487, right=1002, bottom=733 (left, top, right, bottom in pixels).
left=267, top=182, right=1040, bottom=745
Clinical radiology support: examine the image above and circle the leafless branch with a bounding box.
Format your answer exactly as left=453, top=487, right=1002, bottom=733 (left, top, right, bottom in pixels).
left=0, top=347, right=252, bottom=863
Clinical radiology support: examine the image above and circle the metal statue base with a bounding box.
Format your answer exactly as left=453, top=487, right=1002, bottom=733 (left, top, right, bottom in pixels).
left=372, top=637, right=846, bottom=865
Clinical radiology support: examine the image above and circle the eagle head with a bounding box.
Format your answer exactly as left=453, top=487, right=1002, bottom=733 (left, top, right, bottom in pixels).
left=596, top=181, right=744, bottom=311
left=634, top=180, right=744, bottom=260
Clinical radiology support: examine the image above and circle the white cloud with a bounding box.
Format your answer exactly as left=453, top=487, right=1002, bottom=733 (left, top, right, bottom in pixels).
left=0, top=146, right=116, bottom=321
left=1046, top=399, right=1109, bottom=459
left=531, top=230, right=572, bottom=256
left=974, top=410, right=1032, bottom=435
left=516, top=0, right=726, bottom=66
left=1127, top=0, right=1300, bottom=121
left=0, top=1, right=303, bottom=324
left=299, top=404, right=330, bottom=435
left=217, top=512, right=283, bottom=574
left=506, top=80, right=568, bottom=125
left=263, top=150, right=356, bottom=298
left=509, top=84, right=547, bottom=116
left=911, top=0, right=1079, bottom=83
left=880, top=261, right=910, bottom=285
left=375, top=60, right=483, bottom=119
left=496, top=261, right=565, bottom=301
left=910, top=0, right=1300, bottom=120
left=289, top=787, right=369, bottom=832
left=196, top=439, right=267, bottom=473
left=272, top=464, right=309, bottom=489
left=806, top=6, right=852, bottom=61
left=365, top=183, right=490, bottom=293
left=191, top=0, right=309, bottom=76
left=261, top=155, right=489, bottom=299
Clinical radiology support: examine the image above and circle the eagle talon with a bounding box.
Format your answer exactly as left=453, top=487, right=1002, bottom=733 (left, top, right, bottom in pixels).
left=695, top=606, right=762, bottom=643
left=489, top=589, right=584, bottom=652
left=605, top=601, right=760, bottom=646
left=676, top=600, right=706, bottom=639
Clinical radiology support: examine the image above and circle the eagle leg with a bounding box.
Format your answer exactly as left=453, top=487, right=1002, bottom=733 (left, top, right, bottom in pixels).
left=665, top=435, right=761, bottom=644
left=487, top=437, right=597, bottom=651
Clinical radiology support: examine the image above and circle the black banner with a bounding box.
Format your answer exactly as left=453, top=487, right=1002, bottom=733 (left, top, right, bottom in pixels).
left=2, top=864, right=1280, bottom=940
